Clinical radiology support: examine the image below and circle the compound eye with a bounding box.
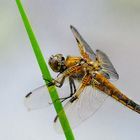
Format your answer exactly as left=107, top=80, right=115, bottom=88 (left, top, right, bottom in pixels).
left=48, top=57, right=60, bottom=72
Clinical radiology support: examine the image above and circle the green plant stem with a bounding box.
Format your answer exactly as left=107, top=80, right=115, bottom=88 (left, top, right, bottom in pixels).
left=16, top=0, right=75, bottom=139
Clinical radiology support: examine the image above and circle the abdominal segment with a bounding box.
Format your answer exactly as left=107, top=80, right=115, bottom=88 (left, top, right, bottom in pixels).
left=95, top=73, right=140, bottom=114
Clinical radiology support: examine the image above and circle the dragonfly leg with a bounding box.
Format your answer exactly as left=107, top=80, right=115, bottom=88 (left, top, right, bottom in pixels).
left=49, top=77, right=77, bottom=104
left=59, top=96, right=73, bottom=103
left=42, top=76, right=55, bottom=86
left=58, top=77, right=77, bottom=103
left=69, top=76, right=76, bottom=95
left=56, top=76, right=66, bottom=87
left=49, top=94, right=74, bottom=105
left=70, top=73, right=92, bottom=103
left=42, top=75, right=66, bottom=87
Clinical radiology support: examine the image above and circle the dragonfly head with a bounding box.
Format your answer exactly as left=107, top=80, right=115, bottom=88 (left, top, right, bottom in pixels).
left=48, top=54, right=66, bottom=73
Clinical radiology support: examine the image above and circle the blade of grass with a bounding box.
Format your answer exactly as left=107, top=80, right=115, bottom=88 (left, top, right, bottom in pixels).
left=16, top=0, right=75, bottom=139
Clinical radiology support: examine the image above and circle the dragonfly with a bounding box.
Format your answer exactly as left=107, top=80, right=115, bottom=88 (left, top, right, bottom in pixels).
left=25, top=25, right=140, bottom=131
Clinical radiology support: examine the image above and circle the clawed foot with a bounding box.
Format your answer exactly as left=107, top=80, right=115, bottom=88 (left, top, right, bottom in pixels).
left=43, top=76, right=55, bottom=87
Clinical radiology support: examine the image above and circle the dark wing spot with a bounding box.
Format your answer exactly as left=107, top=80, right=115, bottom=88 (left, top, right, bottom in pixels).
left=76, top=38, right=80, bottom=44
left=25, top=92, right=32, bottom=98
left=54, top=115, right=58, bottom=123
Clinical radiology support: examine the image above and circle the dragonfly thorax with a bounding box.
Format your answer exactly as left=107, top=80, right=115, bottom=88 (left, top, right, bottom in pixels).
left=82, top=60, right=101, bottom=74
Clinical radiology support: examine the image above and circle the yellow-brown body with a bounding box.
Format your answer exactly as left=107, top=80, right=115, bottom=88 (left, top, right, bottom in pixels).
left=65, top=56, right=82, bottom=68
left=63, top=56, right=140, bottom=114
left=52, top=54, right=140, bottom=114
left=95, top=73, right=140, bottom=114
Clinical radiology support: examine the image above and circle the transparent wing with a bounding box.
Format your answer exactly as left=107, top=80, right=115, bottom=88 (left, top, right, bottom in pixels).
left=24, top=80, right=76, bottom=111
left=70, top=25, right=96, bottom=61
left=24, top=85, right=51, bottom=110
left=96, top=49, right=119, bottom=81
left=54, top=85, right=108, bottom=132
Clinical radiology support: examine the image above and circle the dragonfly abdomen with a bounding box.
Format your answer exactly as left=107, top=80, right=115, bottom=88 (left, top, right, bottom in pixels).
left=95, top=73, right=140, bottom=114
left=110, top=91, right=140, bottom=114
